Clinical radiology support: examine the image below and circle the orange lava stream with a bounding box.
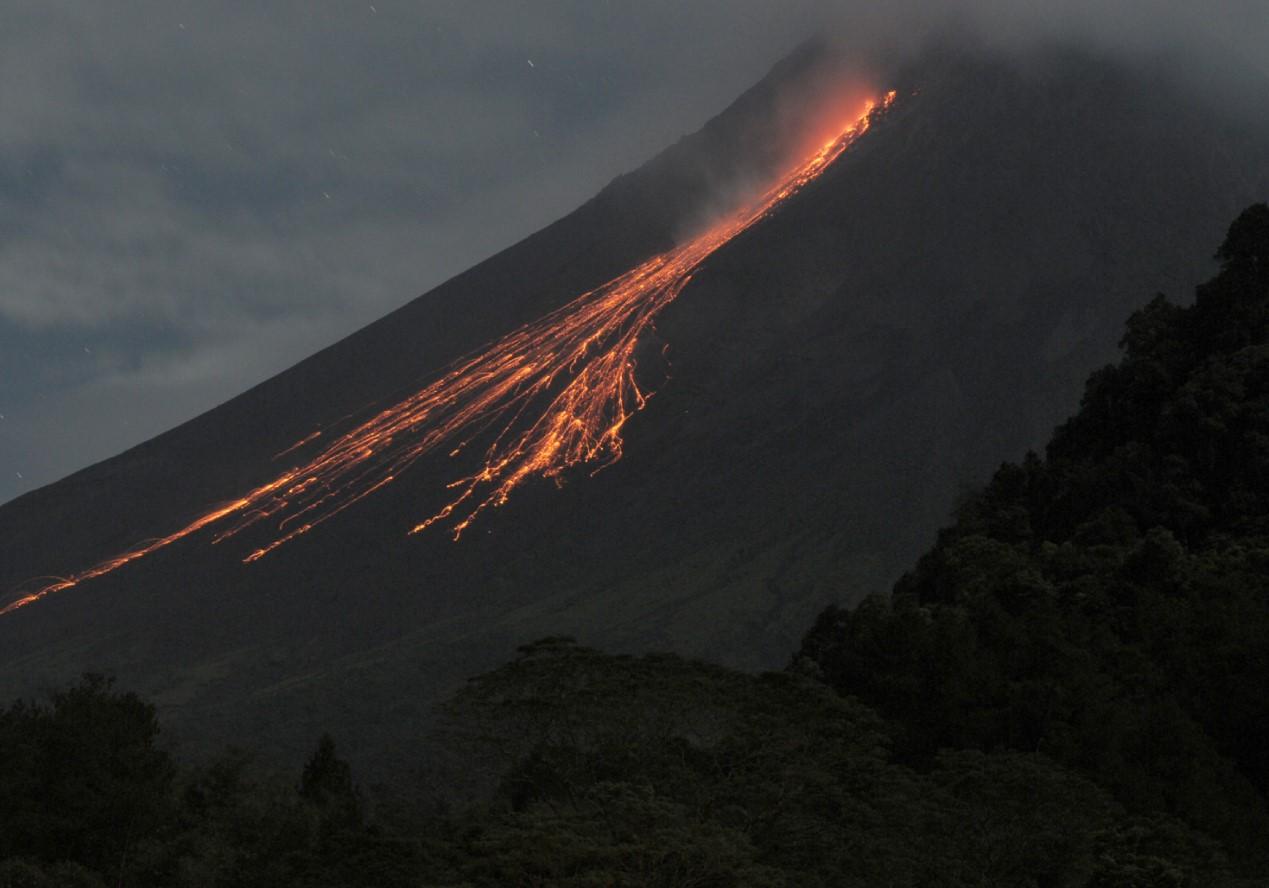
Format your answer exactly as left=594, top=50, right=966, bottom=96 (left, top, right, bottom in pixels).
left=2, top=91, right=895, bottom=617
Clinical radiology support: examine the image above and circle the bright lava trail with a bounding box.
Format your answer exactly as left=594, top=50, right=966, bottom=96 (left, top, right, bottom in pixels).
left=3, top=91, right=896, bottom=616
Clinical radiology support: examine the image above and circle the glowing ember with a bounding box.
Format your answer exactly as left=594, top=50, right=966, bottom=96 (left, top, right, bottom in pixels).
left=3, top=91, right=896, bottom=616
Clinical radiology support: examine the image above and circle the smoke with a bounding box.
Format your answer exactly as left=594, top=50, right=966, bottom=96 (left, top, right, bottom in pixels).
left=812, top=1, right=1269, bottom=119
left=0, top=0, right=1264, bottom=505
left=812, top=1, right=1267, bottom=71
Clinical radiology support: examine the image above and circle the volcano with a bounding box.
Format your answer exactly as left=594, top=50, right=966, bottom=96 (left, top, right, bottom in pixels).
left=2, top=41, right=1267, bottom=766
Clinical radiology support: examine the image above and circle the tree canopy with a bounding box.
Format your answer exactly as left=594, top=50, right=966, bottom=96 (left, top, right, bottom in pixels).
left=2, top=204, right=1266, bottom=885
left=797, top=203, right=1269, bottom=862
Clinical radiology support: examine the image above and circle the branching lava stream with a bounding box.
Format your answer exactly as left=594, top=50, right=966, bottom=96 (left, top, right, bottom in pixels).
left=3, top=91, right=896, bottom=616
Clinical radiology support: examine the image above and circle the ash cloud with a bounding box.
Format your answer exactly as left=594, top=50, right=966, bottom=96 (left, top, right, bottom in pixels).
left=0, top=0, right=1264, bottom=504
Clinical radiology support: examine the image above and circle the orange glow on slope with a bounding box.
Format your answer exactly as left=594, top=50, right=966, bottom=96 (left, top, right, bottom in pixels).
left=2, top=90, right=896, bottom=617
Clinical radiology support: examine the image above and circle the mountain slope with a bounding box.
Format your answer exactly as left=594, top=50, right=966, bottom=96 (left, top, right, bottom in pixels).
left=2, top=42, right=1267, bottom=766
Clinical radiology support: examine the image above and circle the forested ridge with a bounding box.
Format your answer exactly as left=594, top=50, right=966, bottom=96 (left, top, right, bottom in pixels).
left=796, top=203, right=1269, bottom=854
left=1, top=205, right=1266, bottom=886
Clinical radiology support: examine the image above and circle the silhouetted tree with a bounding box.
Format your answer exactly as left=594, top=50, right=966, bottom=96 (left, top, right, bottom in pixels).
left=300, top=733, right=363, bottom=834
left=0, top=674, right=174, bottom=884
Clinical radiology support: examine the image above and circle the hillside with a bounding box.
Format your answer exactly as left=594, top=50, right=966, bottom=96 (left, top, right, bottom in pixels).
left=3, top=205, right=1266, bottom=883
left=797, top=203, right=1269, bottom=860
left=1, top=41, right=1267, bottom=767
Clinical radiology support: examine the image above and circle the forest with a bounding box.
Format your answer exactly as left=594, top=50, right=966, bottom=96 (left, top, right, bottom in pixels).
left=1, top=204, right=1266, bottom=886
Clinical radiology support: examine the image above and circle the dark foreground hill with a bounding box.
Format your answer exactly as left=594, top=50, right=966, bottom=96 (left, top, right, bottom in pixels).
left=1, top=40, right=1267, bottom=767
left=3, top=206, right=1266, bottom=886
left=796, top=202, right=1269, bottom=864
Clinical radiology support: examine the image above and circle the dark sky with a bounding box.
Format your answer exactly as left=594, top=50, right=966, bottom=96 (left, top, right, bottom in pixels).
left=1, top=1, right=1265, bottom=506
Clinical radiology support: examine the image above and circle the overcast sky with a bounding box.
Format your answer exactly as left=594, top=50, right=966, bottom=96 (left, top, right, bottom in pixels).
left=1, top=1, right=1266, bottom=506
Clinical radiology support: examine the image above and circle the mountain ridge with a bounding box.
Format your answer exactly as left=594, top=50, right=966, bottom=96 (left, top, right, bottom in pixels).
left=2, top=40, right=1267, bottom=768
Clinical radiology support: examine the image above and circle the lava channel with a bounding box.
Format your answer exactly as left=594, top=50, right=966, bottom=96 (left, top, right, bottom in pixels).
left=3, top=90, right=896, bottom=616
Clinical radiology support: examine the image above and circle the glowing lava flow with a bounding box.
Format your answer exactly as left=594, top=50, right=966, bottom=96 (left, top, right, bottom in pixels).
left=2, top=91, right=895, bottom=616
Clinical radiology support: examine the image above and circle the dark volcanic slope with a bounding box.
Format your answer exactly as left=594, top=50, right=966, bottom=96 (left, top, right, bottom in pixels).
left=2, top=44, right=1267, bottom=766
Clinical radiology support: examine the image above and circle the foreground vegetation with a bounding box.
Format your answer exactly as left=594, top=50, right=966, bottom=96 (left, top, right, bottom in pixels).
left=2, top=205, right=1266, bottom=886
